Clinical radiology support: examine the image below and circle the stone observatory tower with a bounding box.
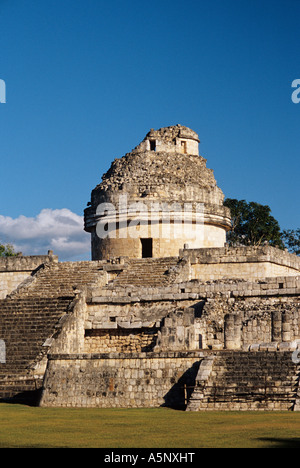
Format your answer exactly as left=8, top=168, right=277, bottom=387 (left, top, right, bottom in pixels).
left=84, top=125, right=231, bottom=260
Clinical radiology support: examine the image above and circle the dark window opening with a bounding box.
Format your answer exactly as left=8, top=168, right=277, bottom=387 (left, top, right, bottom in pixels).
left=150, top=140, right=156, bottom=151
left=141, top=238, right=153, bottom=258
left=198, top=334, right=203, bottom=349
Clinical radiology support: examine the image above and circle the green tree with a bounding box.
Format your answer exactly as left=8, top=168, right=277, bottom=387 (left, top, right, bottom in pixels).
left=281, top=229, right=300, bottom=256
left=0, top=242, right=19, bottom=257
left=224, top=198, right=284, bottom=249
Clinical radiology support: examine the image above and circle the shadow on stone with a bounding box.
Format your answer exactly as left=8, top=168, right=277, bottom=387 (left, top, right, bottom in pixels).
left=161, top=361, right=201, bottom=410
left=0, top=388, right=43, bottom=407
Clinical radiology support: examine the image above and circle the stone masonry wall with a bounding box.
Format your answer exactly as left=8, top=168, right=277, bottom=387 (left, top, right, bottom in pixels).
left=87, top=274, right=300, bottom=353
left=0, top=253, right=58, bottom=299
left=84, top=328, right=158, bottom=353
left=186, top=350, right=300, bottom=411
left=182, top=245, right=300, bottom=281
left=40, top=351, right=203, bottom=408
left=38, top=270, right=300, bottom=409
left=85, top=125, right=231, bottom=260
left=193, top=279, right=300, bottom=350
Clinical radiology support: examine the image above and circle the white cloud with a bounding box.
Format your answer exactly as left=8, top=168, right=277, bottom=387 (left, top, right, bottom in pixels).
left=0, top=209, right=91, bottom=261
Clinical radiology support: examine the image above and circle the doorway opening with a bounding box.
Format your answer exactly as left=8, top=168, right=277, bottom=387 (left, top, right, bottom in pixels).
left=149, top=140, right=156, bottom=151
left=141, top=238, right=153, bottom=258
left=181, top=141, right=187, bottom=154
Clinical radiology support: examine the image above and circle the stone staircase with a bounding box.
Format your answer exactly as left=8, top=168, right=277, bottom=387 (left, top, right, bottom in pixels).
left=109, top=257, right=180, bottom=287
left=11, top=261, right=104, bottom=298
left=0, top=261, right=102, bottom=402
left=187, top=351, right=300, bottom=411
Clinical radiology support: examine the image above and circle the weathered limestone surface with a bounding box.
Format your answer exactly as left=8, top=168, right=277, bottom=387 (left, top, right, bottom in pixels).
left=40, top=351, right=203, bottom=409
left=0, top=253, right=58, bottom=299
left=0, top=249, right=299, bottom=408
left=183, top=245, right=300, bottom=280
left=187, top=350, right=300, bottom=411
left=84, top=125, right=231, bottom=259
left=38, top=264, right=300, bottom=410
left=1, top=125, right=300, bottom=411
left=0, top=261, right=103, bottom=401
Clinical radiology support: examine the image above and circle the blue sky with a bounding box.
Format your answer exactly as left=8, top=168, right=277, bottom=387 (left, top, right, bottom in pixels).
left=0, top=0, right=299, bottom=260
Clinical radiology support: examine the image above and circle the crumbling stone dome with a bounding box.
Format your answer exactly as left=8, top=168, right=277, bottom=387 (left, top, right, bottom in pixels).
left=84, top=125, right=231, bottom=260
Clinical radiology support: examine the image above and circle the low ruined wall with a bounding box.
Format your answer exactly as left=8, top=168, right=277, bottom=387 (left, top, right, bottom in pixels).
left=192, top=261, right=299, bottom=281
left=87, top=275, right=300, bottom=352
left=181, top=245, right=300, bottom=281
left=0, top=254, right=58, bottom=299
left=40, top=351, right=204, bottom=408
left=84, top=328, right=158, bottom=353
left=195, top=277, right=300, bottom=350
left=0, top=271, right=31, bottom=299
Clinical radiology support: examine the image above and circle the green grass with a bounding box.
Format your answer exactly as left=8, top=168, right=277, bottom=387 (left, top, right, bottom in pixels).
left=0, top=404, right=300, bottom=448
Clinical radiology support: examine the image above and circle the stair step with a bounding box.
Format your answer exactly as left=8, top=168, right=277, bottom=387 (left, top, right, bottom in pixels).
left=110, top=257, right=179, bottom=287
left=187, top=351, right=300, bottom=411
left=0, top=261, right=104, bottom=400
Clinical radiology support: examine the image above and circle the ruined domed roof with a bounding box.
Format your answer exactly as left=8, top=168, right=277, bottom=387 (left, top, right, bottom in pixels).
left=143, top=124, right=200, bottom=145
left=84, top=125, right=231, bottom=234
left=93, top=148, right=217, bottom=203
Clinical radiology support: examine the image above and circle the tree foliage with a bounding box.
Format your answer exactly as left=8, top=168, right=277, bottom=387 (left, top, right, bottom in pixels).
left=224, top=198, right=284, bottom=249
left=281, top=229, right=300, bottom=256
left=0, top=243, right=19, bottom=257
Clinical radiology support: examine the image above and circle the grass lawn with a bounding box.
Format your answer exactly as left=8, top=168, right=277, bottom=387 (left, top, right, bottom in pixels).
left=0, top=403, right=300, bottom=448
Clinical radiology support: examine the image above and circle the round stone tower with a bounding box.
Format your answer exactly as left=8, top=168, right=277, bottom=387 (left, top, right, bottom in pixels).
left=84, top=124, right=231, bottom=260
